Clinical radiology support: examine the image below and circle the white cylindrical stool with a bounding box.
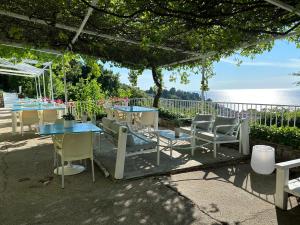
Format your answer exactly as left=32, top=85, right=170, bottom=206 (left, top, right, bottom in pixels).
left=251, top=145, right=275, bottom=175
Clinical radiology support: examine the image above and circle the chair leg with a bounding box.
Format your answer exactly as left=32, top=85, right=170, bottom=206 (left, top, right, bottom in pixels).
left=91, top=158, right=95, bottom=182
left=239, top=141, right=242, bottom=154
left=21, top=122, right=23, bottom=136
left=53, top=150, right=56, bottom=167
left=61, top=158, right=64, bottom=189
left=213, top=142, right=217, bottom=158
left=156, top=147, right=160, bottom=166
left=191, top=137, right=195, bottom=156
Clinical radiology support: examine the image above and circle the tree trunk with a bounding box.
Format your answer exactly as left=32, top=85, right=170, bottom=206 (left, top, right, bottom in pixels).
left=151, top=66, right=162, bottom=108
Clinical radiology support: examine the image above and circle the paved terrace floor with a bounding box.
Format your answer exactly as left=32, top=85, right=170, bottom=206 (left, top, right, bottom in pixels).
left=0, top=108, right=300, bottom=225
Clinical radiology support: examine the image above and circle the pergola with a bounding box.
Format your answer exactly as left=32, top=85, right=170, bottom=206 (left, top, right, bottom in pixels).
left=0, top=0, right=299, bottom=102
left=0, top=58, right=54, bottom=100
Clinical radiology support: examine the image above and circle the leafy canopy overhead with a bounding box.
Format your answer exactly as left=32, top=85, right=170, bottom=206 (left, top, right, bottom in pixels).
left=0, top=0, right=300, bottom=68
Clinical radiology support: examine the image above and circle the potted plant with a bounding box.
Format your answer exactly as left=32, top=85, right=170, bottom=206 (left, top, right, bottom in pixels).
left=62, top=112, right=75, bottom=128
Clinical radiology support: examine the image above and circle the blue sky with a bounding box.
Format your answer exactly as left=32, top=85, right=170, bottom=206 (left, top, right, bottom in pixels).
left=104, top=40, right=300, bottom=91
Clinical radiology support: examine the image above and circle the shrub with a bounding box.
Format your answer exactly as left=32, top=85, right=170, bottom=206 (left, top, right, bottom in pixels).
left=250, top=124, right=300, bottom=149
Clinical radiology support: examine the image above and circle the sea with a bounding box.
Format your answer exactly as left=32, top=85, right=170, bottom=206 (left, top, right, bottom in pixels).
left=205, top=89, right=300, bottom=106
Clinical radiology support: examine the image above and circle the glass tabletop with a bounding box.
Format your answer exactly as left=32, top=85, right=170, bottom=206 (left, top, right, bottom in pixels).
left=112, top=105, right=158, bottom=112
left=39, top=123, right=102, bottom=135
left=158, top=130, right=190, bottom=141
left=12, top=105, right=66, bottom=112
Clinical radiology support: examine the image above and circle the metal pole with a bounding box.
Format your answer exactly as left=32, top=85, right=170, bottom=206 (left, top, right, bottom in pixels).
left=34, top=76, right=38, bottom=99
left=62, top=55, right=68, bottom=103
left=49, top=64, right=54, bottom=101
left=42, top=71, right=46, bottom=98
left=201, top=61, right=206, bottom=102
left=38, top=75, right=42, bottom=99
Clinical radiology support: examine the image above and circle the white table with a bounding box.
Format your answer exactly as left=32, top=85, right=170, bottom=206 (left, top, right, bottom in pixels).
left=157, top=129, right=191, bottom=157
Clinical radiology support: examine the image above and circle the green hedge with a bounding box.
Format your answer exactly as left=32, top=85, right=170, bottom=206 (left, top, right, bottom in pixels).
left=250, top=124, right=300, bottom=149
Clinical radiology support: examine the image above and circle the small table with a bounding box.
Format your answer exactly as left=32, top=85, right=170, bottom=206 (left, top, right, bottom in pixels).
left=112, top=106, right=159, bottom=130
left=39, top=123, right=102, bottom=175
left=157, top=130, right=191, bottom=157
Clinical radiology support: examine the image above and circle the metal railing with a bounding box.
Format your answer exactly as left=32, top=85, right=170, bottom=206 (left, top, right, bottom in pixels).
left=130, top=98, right=300, bottom=128
left=66, top=98, right=300, bottom=128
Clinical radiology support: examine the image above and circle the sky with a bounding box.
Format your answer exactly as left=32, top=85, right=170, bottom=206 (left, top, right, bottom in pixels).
left=103, top=40, right=300, bottom=91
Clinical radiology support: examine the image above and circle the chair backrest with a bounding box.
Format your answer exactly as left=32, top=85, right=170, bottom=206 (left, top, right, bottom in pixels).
left=213, top=116, right=238, bottom=135
left=43, top=110, right=58, bottom=123
left=139, top=112, right=156, bottom=126
left=55, top=118, right=64, bottom=124
left=104, top=108, right=114, bottom=119
left=193, top=114, right=213, bottom=131
left=114, top=111, right=126, bottom=121
left=61, top=132, right=93, bottom=161
left=21, top=110, right=39, bottom=125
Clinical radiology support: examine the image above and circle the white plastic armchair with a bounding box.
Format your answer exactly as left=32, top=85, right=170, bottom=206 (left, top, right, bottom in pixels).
left=192, top=117, right=241, bottom=158
left=180, top=114, right=213, bottom=135
left=20, top=110, right=40, bottom=135
left=55, top=132, right=95, bottom=188
left=275, top=159, right=300, bottom=210
left=135, top=111, right=157, bottom=134
left=42, top=109, right=58, bottom=124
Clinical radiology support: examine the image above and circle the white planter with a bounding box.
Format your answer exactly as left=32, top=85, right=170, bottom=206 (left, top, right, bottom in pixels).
left=64, top=120, right=75, bottom=128
left=251, top=145, right=275, bottom=175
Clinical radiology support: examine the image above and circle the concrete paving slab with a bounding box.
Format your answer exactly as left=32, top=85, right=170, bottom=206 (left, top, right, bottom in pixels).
left=167, top=164, right=300, bottom=225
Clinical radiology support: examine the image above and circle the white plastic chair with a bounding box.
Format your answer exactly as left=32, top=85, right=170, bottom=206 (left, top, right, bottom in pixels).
left=42, top=109, right=58, bottom=124
left=275, top=159, right=300, bottom=210
left=20, top=110, right=40, bottom=135
left=135, top=111, right=156, bottom=134
left=55, top=132, right=95, bottom=188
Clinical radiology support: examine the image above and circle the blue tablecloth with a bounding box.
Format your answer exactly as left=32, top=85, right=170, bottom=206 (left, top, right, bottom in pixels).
left=112, top=106, right=158, bottom=113
left=39, top=123, right=102, bottom=135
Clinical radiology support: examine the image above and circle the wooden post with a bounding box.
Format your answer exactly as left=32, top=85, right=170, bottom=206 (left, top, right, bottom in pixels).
left=114, top=126, right=128, bottom=179
left=275, top=168, right=289, bottom=210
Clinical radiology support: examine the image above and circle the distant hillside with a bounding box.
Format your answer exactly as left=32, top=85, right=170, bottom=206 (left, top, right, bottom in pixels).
left=146, top=87, right=201, bottom=100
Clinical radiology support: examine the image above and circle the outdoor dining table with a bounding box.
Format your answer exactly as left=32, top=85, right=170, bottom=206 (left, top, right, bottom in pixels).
left=11, top=103, right=66, bottom=134
left=38, top=122, right=102, bottom=175
left=112, top=105, right=159, bottom=130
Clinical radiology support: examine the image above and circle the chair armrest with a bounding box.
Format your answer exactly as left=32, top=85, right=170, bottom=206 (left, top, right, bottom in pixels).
left=192, top=121, right=213, bottom=125
left=214, top=124, right=237, bottom=135
left=276, top=159, right=300, bottom=170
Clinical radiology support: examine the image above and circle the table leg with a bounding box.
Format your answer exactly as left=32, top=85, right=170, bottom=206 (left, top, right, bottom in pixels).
left=12, top=111, right=17, bottom=135
left=169, top=140, right=173, bottom=158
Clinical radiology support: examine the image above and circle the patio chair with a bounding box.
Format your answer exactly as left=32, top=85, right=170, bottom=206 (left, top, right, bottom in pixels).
left=275, top=159, right=300, bottom=210
left=191, top=116, right=241, bottom=158
left=54, top=132, right=95, bottom=188
left=102, top=117, right=160, bottom=179
left=104, top=107, right=114, bottom=119
left=180, top=114, right=213, bottom=135
left=114, top=110, right=126, bottom=122
left=42, top=109, right=58, bottom=124
left=20, top=110, right=40, bottom=135
left=135, top=111, right=157, bottom=134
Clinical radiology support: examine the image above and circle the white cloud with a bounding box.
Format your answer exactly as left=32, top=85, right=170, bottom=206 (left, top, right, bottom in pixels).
left=221, top=58, right=300, bottom=69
